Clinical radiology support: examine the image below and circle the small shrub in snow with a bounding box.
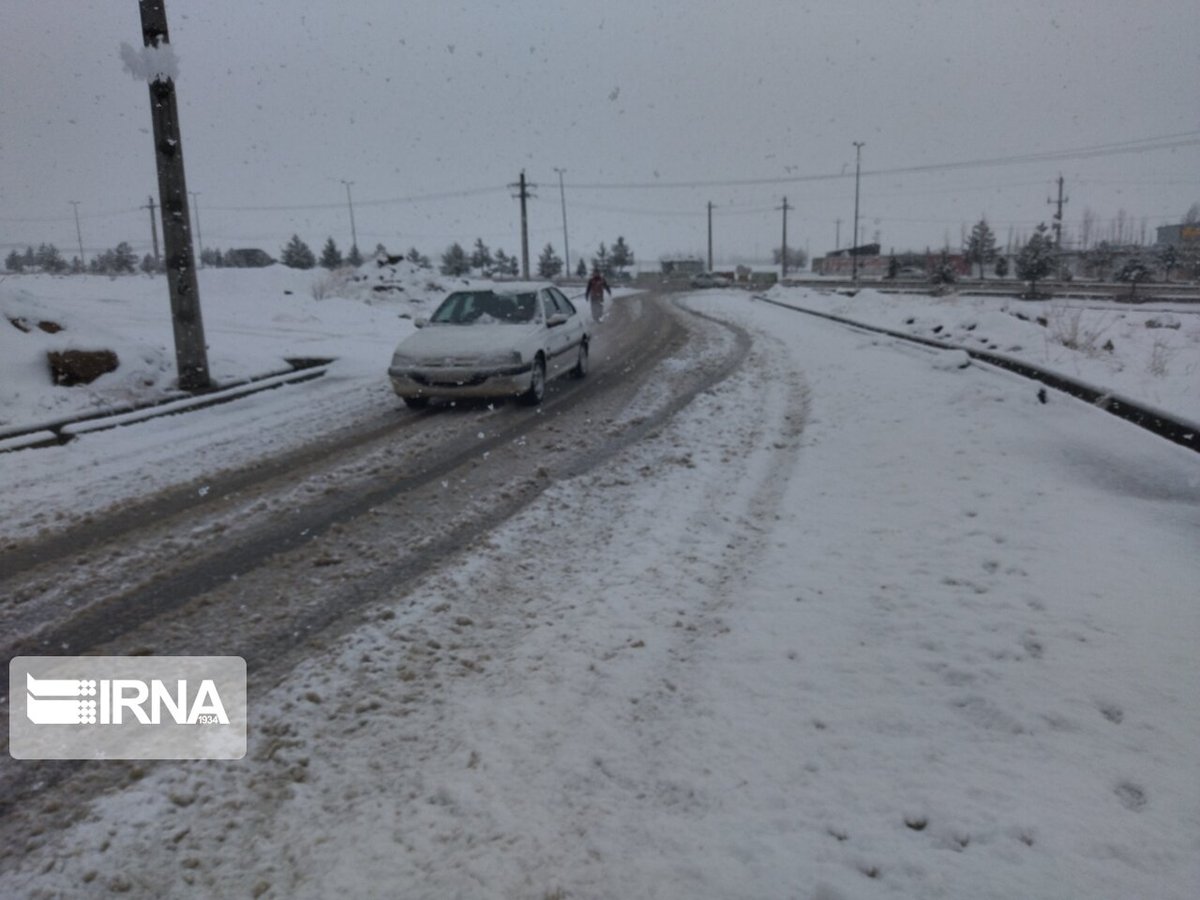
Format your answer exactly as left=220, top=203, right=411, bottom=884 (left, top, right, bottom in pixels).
left=310, top=267, right=355, bottom=301
left=1046, top=305, right=1115, bottom=357
left=1147, top=338, right=1175, bottom=377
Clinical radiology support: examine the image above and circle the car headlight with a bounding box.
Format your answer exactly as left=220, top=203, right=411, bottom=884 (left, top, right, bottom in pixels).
left=391, top=353, right=419, bottom=367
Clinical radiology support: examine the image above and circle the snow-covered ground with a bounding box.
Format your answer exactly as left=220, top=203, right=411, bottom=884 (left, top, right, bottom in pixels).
left=1, top=279, right=1198, bottom=898
left=0, top=264, right=604, bottom=541
left=0, top=261, right=450, bottom=431
left=762, top=284, right=1200, bottom=423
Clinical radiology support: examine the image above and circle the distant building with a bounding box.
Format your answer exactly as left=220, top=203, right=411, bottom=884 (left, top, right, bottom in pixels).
left=659, top=257, right=705, bottom=277
left=1156, top=224, right=1200, bottom=248
left=813, top=244, right=972, bottom=279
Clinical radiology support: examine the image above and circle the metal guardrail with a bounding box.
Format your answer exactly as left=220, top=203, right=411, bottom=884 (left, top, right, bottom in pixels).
left=0, top=358, right=334, bottom=453
left=753, top=295, right=1200, bottom=455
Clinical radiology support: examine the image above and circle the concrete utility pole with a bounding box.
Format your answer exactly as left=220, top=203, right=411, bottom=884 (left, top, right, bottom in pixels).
left=509, top=171, right=535, bottom=279
left=778, top=196, right=790, bottom=278
left=69, top=201, right=86, bottom=268
left=190, top=192, right=203, bottom=265
left=1047, top=174, right=1068, bottom=249
left=341, top=179, right=358, bottom=256
left=143, top=195, right=161, bottom=264
left=851, top=141, right=864, bottom=284
left=553, top=167, right=570, bottom=278
left=137, top=0, right=210, bottom=390
left=835, top=217, right=841, bottom=251
left=707, top=201, right=715, bottom=271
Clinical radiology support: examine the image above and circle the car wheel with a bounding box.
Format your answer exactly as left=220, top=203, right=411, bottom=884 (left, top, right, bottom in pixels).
left=521, top=356, right=546, bottom=405
left=571, top=341, right=589, bottom=378
left=403, top=396, right=429, bottom=410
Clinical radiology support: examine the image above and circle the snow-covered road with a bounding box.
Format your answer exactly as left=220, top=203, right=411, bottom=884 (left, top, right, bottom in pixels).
left=3, top=291, right=1196, bottom=899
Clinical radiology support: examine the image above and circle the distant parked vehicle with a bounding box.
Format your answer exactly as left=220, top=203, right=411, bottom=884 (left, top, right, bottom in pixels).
left=224, top=248, right=274, bottom=268
left=689, top=272, right=732, bottom=288
left=388, top=283, right=589, bottom=409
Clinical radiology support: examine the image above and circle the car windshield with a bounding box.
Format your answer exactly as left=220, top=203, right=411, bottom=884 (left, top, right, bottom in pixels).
left=430, top=290, right=538, bottom=325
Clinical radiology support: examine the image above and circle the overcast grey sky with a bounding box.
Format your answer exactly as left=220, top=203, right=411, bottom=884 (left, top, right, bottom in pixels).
left=2, top=0, right=1198, bottom=267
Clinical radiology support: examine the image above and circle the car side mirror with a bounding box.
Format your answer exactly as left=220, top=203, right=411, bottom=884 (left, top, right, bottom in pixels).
left=414, top=317, right=429, bottom=329
left=546, top=313, right=568, bottom=328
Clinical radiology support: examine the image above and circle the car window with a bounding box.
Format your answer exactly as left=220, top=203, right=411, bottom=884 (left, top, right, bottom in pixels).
left=541, top=290, right=561, bottom=320
left=550, top=287, right=578, bottom=317
left=503, top=292, right=538, bottom=323
left=430, top=290, right=537, bottom=325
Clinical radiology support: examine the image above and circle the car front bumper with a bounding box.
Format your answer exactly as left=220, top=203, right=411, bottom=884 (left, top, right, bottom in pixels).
left=388, top=362, right=534, bottom=399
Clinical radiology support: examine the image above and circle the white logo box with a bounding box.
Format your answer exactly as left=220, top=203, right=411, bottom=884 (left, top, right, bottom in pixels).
left=10, top=656, right=246, bottom=760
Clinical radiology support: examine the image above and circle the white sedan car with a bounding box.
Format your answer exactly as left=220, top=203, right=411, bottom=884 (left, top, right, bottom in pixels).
left=388, top=283, right=590, bottom=408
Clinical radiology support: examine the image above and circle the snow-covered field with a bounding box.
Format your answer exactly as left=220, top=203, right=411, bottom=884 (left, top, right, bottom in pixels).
left=1, top=277, right=1198, bottom=898
left=0, top=261, right=447, bottom=431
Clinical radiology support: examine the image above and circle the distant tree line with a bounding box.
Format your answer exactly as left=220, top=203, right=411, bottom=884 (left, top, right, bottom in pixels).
left=4, top=241, right=164, bottom=275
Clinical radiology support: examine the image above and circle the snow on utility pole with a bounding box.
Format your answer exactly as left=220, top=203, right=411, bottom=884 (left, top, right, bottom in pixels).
left=143, top=195, right=161, bottom=264
left=509, top=171, right=536, bottom=279
left=127, top=0, right=210, bottom=390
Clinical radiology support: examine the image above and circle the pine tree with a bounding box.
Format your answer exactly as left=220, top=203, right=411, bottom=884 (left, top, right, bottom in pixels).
left=281, top=235, right=316, bottom=269
left=592, top=242, right=610, bottom=275
left=1115, top=256, right=1152, bottom=299
left=35, top=243, right=68, bottom=273
left=994, top=256, right=1009, bottom=278
left=1156, top=244, right=1177, bottom=282
left=5, top=249, right=24, bottom=272
left=772, top=246, right=808, bottom=268
left=141, top=253, right=161, bottom=274
left=964, top=218, right=997, bottom=279
left=576, top=258, right=588, bottom=278
left=492, top=248, right=517, bottom=276
left=537, top=243, right=563, bottom=279
left=347, top=244, right=363, bottom=267
left=1015, top=223, right=1055, bottom=296
left=440, top=242, right=470, bottom=276
left=470, top=239, right=493, bottom=272
left=610, top=236, right=634, bottom=274
left=113, top=242, right=138, bottom=273
left=406, top=247, right=431, bottom=269
left=320, top=237, right=344, bottom=270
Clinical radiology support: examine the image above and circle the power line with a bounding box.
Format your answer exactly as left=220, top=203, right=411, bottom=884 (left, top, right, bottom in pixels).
left=562, top=131, right=1200, bottom=191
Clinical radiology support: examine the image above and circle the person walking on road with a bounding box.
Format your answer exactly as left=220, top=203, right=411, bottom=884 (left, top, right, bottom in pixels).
left=585, top=268, right=612, bottom=323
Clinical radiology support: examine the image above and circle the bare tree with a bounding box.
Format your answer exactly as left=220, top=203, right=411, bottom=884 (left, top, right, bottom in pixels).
left=1079, top=208, right=1096, bottom=251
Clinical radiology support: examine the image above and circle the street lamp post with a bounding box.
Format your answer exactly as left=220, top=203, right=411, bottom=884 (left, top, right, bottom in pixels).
left=851, top=141, right=864, bottom=284
left=341, top=179, right=358, bottom=257
left=553, top=167, right=570, bottom=278
left=69, top=201, right=86, bottom=268
left=190, top=192, right=203, bottom=266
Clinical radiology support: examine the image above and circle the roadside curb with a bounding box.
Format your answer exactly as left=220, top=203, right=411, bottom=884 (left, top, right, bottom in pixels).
left=0, top=359, right=334, bottom=454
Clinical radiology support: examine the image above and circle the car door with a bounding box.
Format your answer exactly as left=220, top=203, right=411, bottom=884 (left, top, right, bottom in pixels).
left=548, top=287, right=584, bottom=374
left=539, top=289, right=574, bottom=377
